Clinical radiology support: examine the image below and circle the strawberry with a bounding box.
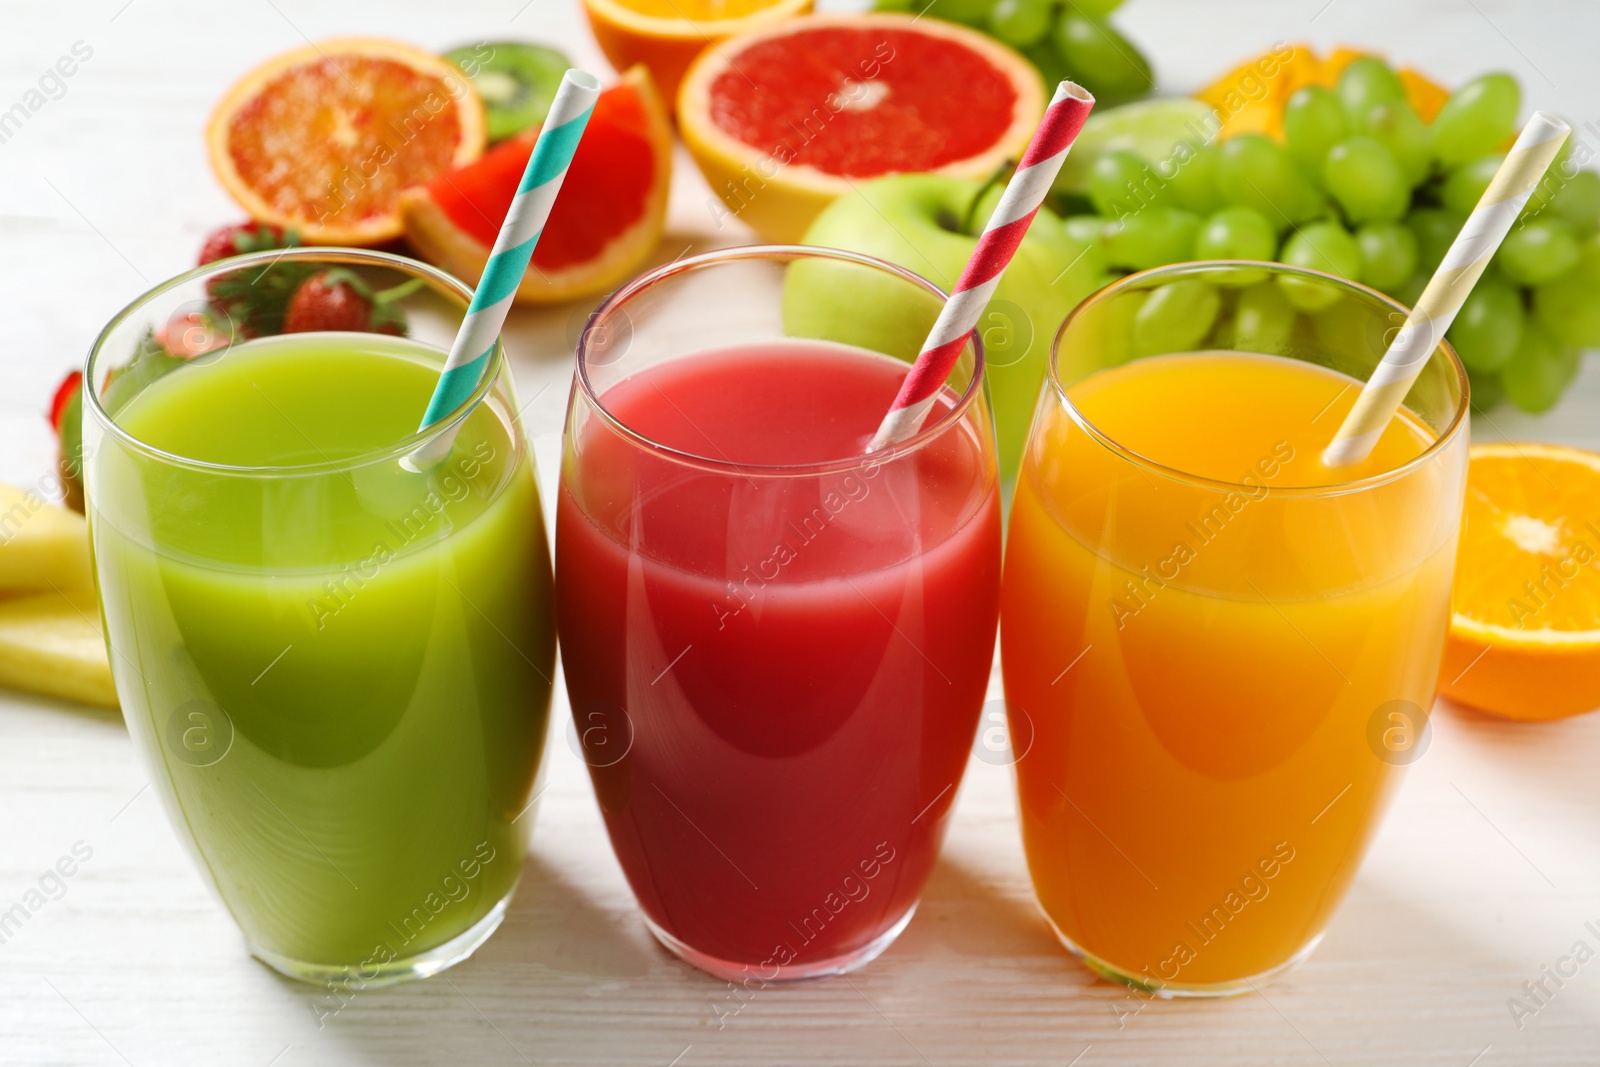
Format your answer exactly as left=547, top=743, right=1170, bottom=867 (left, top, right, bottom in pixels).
left=283, top=271, right=374, bottom=333
left=201, top=222, right=306, bottom=336
left=198, top=221, right=294, bottom=266
left=48, top=371, right=86, bottom=513
left=48, top=371, right=81, bottom=433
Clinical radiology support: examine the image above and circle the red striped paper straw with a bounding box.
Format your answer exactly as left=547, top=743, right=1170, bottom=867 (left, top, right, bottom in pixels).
left=868, top=80, right=1095, bottom=452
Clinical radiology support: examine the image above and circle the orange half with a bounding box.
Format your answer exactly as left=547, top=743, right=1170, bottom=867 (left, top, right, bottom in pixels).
left=207, top=38, right=486, bottom=245
left=1440, top=443, right=1600, bottom=721
left=582, top=0, right=812, bottom=113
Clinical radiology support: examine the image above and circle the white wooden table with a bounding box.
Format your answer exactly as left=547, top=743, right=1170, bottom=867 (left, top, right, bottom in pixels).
left=3, top=1, right=1600, bottom=1064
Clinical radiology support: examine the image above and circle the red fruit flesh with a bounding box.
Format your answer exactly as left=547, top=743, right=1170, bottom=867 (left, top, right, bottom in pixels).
left=706, top=27, right=1020, bottom=178
left=424, top=83, right=656, bottom=272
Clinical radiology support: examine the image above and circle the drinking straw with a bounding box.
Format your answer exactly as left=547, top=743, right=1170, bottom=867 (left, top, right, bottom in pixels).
left=868, top=81, right=1095, bottom=452
left=407, top=69, right=602, bottom=470
left=1322, top=111, right=1571, bottom=468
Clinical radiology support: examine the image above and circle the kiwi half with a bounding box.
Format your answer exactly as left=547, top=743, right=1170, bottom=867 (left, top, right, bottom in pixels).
left=445, top=41, right=571, bottom=142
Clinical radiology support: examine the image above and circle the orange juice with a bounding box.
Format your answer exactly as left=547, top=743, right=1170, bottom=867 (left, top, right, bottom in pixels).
left=1002, top=350, right=1467, bottom=993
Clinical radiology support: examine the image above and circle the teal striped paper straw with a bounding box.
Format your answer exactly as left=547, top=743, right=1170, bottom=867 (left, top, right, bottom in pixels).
left=407, top=68, right=602, bottom=470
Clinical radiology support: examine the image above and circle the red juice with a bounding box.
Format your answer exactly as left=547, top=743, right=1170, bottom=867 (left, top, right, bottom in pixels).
left=556, top=339, right=1001, bottom=978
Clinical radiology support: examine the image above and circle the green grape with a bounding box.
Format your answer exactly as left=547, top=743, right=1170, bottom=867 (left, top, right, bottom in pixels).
left=1167, top=144, right=1224, bottom=214
left=1577, top=229, right=1600, bottom=276
left=1195, top=207, right=1276, bottom=283
left=872, top=0, right=918, bottom=10
left=1073, top=0, right=1126, bottom=14
left=1231, top=280, right=1297, bottom=354
left=1195, top=206, right=1276, bottom=259
left=1088, top=150, right=1174, bottom=216
left=1282, top=86, right=1348, bottom=177
left=1322, top=137, right=1410, bottom=223
left=1497, top=216, right=1581, bottom=286
left=1101, top=208, right=1201, bottom=270
left=1278, top=222, right=1362, bottom=309
left=1091, top=287, right=1147, bottom=366
left=1408, top=207, right=1465, bottom=273
left=1054, top=12, right=1153, bottom=102
left=1534, top=270, right=1600, bottom=348
left=1355, top=221, right=1419, bottom=293
left=1133, top=279, right=1222, bottom=355
left=1023, top=39, right=1072, bottom=90
left=1063, top=214, right=1107, bottom=247
left=1447, top=279, right=1523, bottom=372
left=919, top=0, right=996, bottom=27
left=1358, top=100, right=1432, bottom=187
left=1468, top=365, right=1506, bottom=413
left=1502, top=322, right=1581, bottom=413
left=1336, top=57, right=1406, bottom=120
left=1391, top=271, right=1428, bottom=308
left=1216, top=134, right=1320, bottom=229
left=1548, top=169, right=1600, bottom=233
left=988, top=0, right=1051, bottom=48
left=1441, top=155, right=1505, bottom=215
left=1432, top=73, right=1520, bottom=167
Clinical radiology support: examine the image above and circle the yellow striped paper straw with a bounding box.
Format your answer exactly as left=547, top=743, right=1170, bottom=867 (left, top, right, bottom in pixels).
left=1322, top=111, right=1571, bottom=468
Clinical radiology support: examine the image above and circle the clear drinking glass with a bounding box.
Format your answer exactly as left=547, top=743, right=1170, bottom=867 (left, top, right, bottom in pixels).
left=556, top=246, right=1003, bottom=982
left=1001, top=261, right=1469, bottom=996
left=83, top=249, right=556, bottom=986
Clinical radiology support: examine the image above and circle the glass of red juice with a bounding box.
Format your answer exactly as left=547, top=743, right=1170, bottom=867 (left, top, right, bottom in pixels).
left=556, top=246, right=1002, bottom=983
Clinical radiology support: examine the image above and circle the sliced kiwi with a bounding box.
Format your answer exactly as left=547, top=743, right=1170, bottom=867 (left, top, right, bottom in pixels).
left=445, top=42, right=570, bottom=142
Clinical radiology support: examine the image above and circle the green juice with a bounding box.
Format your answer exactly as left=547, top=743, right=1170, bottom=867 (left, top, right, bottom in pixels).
left=87, top=333, right=555, bottom=978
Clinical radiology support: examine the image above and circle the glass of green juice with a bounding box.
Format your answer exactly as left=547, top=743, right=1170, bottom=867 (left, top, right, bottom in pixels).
left=82, top=249, right=556, bottom=986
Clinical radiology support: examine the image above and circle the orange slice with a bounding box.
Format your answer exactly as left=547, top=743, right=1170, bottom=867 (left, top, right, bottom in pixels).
left=1196, top=44, right=1452, bottom=140
left=582, top=0, right=812, bottom=114
left=207, top=38, right=486, bottom=245
left=1440, top=443, right=1600, bottom=721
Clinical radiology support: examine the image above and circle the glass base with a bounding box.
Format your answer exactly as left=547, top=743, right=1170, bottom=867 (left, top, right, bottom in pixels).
left=1043, top=909, right=1324, bottom=999
left=644, top=903, right=917, bottom=985
left=249, top=882, right=516, bottom=989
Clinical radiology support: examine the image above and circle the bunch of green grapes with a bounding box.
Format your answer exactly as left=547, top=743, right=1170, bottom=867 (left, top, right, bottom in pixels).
left=1058, top=59, right=1599, bottom=413
left=871, top=0, right=1153, bottom=106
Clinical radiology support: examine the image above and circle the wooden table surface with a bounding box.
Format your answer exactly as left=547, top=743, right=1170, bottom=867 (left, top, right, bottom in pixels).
left=3, top=1, right=1600, bottom=1064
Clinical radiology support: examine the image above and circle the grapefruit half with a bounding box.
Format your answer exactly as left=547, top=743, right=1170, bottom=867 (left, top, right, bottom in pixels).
left=207, top=38, right=486, bottom=245
left=679, top=13, right=1046, bottom=242
left=401, top=66, right=672, bottom=305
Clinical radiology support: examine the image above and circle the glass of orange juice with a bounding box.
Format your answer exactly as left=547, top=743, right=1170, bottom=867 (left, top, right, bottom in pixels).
left=1002, top=261, right=1469, bottom=996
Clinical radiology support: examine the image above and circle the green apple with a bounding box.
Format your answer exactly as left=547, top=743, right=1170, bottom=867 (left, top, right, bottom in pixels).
left=784, top=173, right=1103, bottom=483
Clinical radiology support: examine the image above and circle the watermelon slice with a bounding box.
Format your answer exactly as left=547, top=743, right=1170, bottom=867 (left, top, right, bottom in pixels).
left=401, top=65, right=672, bottom=305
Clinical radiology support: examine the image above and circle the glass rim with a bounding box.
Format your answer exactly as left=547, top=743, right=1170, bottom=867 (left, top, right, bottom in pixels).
left=83, top=247, right=505, bottom=477
left=1047, top=259, right=1471, bottom=498
left=574, top=243, right=987, bottom=479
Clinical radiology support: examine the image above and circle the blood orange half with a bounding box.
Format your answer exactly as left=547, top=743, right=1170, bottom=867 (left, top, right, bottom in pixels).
left=679, top=13, right=1045, bottom=242
left=207, top=38, right=486, bottom=245
left=401, top=66, right=672, bottom=305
